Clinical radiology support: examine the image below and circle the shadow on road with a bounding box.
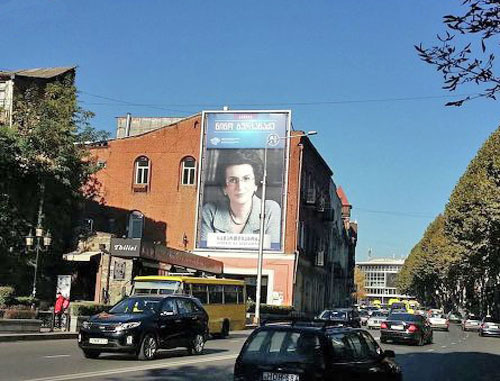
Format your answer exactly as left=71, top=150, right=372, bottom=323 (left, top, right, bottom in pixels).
left=396, top=351, right=500, bottom=381
left=97, top=347, right=228, bottom=361
left=99, top=364, right=233, bottom=381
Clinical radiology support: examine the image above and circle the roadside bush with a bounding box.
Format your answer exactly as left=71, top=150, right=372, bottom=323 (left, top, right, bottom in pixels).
left=3, top=308, right=37, bottom=319
left=70, top=302, right=111, bottom=316
left=246, top=303, right=295, bottom=316
left=0, top=286, right=15, bottom=307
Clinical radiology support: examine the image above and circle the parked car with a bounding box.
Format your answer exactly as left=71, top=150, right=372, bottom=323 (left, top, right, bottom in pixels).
left=462, top=314, right=481, bottom=331
left=428, top=314, right=449, bottom=331
left=380, top=313, right=433, bottom=346
left=479, top=316, right=500, bottom=337
left=78, top=295, right=209, bottom=360
left=234, top=322, right=402, bottom=381
left=447, top=311, right=462, bottom=324
left=317, top=308, right=361, bottom=328
left=367, top=311, right=389, bottom=330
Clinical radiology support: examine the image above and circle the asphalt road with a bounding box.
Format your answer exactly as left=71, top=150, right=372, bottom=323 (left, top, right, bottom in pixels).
left=0, top=325, right=498, bottom=381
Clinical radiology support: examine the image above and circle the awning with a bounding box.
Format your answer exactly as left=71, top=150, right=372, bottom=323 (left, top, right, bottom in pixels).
left=63, top=251, right=101, bottom=262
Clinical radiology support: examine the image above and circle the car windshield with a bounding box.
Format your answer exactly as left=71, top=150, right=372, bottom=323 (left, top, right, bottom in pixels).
left=467, top=315, right=478, bottom=320
left=484, top=317, right=497, bottom=323
left=241, top=329, right=323, bottom=365
left=320, top=310, right=347, bottom=320
left=371, top=311, right=385, bottom=317
left=109, top=297, right=161, bottom=314
left=431, top=314, right=446, bottom=319
left=359, top=310, right=369, bottom=317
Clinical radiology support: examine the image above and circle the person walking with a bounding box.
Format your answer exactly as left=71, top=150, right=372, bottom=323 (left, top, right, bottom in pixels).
left=54, top=292, right=65, bottom=329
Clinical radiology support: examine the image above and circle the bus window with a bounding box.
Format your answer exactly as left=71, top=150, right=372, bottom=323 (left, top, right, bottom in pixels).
left=209, top=285, right=223, bottom=304
left=237, top=285, right=244, bottom=304
left=192, top=284, right=208, bottom=304
left=224, top=286, right=238, bottom=304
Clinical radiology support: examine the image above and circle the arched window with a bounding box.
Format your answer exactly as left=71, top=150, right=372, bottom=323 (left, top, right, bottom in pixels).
left=134, top=156, right=150, bottom=185
left=181, top=156, right=196, bottom=185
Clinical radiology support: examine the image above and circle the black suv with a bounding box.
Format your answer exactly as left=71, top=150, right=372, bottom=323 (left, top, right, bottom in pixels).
left=316, top=308, right=361, bottom=328
left=78, top=295, right=209, bottom=360
left=234, top=322, right=402, bottom=381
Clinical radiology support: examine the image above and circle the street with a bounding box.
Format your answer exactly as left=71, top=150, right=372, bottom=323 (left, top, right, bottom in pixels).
left=0, top=325, right=499, bottom=381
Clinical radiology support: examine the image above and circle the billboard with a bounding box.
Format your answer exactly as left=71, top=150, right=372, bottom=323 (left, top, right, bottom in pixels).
left=196, top=111, right=291, bottom=252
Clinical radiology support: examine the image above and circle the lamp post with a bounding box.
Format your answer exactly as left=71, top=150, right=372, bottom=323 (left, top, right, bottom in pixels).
left=254, top=130, right=318, bottom=325
left=25, top=226, right=52, bottom=299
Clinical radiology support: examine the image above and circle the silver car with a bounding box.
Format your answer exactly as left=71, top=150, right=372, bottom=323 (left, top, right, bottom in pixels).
left=462, top=315, right=481, bottom=331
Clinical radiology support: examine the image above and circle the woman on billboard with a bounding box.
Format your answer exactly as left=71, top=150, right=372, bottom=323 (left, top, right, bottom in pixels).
left=200, top=149, right=281, bottom=249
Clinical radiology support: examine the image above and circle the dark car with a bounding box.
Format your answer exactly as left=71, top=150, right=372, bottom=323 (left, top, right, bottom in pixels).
left=234, top=322, right=402, bottom=381
left=380, top=313, right=433, bottom=346
left=78, top=295, right=209, bottom=360
left=479, top=316, right=500, bottom=337
left=317, top=308, right=361, bottom=328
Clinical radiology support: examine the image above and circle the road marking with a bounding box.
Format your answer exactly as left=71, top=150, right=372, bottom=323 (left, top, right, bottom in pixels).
left=43, top=355, right=71, bottom=359
left=451, top=342, right=457, bottom=345
left=426, top=349, right=434, bottom=352
left=25, top=353, right=239, bottom=381
left=441, top=345, right=447, bottom=348
left=229, top=340, right=240, bottom=343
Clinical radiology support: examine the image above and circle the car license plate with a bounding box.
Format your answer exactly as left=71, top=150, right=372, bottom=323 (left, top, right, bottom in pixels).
left=489, top=325, right=498, bottom=329
left=262, top=372, right=299, bottom=381
left=470, top=322, right=478, bottom=325
left=89, top=338, right=108, bottom=345
left=392, top=325, right=404, bottom=330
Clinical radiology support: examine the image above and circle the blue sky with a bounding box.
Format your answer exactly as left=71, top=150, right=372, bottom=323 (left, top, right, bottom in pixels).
left=2, top=0, right=498, bottom=260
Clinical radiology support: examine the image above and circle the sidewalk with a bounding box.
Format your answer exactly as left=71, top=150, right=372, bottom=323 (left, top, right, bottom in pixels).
left=0, top=331, right=78, bottom=342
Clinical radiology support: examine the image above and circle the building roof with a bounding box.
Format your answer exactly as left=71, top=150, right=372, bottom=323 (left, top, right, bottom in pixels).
left=336, top=186, right=350, bottom=206
left=0, top=66, right=76, bottom=79
left=356, top=258, right=405, bottom=266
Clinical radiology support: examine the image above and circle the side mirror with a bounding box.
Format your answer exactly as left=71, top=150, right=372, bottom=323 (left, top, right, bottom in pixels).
left=383, top=350, right=395, bottom=358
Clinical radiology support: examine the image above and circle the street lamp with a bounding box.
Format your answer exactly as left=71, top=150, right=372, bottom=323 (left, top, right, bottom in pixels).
left=25, top=226, right=52, bottom=299
left=254, top=130, right=318, bottom=325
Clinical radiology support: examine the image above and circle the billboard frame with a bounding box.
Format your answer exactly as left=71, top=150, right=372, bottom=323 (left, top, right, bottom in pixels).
left=193, top=109, right=292, bottom=254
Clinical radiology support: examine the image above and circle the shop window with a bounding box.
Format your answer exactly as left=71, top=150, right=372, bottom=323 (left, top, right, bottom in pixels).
left=181, top=156, right=196, bottom=185
left=134, top=156, right=150, bottom=185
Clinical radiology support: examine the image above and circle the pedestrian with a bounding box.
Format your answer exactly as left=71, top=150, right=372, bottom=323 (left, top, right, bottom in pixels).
left=54, top=292, right=64, bottom=329
left=61, top=294, right=70, bottom=330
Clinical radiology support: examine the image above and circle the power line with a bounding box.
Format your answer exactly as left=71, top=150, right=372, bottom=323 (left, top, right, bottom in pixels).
left=79, top=90, right=481, bottom=110
left=353, top=207, right=435, bottom=219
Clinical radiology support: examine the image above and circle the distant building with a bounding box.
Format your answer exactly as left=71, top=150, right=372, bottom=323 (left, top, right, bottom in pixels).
left=0, top=67, right=75, bottom=127
left=356, top=258, right=410, bottom=304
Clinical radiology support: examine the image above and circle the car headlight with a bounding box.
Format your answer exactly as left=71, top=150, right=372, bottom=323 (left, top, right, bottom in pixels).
left=116, top=322, right=141, bottom=331
left=81, top=321, right=90, bottom=329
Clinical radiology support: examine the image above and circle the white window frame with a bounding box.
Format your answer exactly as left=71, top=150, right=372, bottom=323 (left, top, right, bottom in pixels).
left=181, top=157, right=196, bottom=185
left=135, top=156, right=150, bottom=185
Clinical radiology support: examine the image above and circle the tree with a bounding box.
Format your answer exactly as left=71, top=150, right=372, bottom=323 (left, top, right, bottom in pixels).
left=0, top=71, right=108, bottom=298
left=353, top=267, right=367, bottom=302
left=416, top=0, right=500, bottom=106
left=444, top=126, right=500, bottom=316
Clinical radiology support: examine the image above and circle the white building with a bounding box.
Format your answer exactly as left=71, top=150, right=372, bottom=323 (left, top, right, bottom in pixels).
left=357, top=258, right=411, bottom=304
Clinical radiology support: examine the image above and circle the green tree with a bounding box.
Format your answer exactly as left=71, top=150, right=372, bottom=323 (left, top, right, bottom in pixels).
left=416, top=0, right=500, bottom=106
left=444, top=126, right=500, bottom=316
left=0, top=71, right=108, bottom=298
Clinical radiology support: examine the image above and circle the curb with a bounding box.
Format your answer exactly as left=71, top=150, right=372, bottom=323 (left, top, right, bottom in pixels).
left=0, top=332, right=78, bottom=342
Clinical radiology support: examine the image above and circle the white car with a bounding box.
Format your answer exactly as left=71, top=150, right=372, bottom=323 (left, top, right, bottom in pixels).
left=428, top=314, right=449, bottom=331
left=366, top=312, right=388, bottom=329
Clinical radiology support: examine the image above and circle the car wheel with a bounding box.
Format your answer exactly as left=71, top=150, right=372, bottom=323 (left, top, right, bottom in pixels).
left=137, top=333, right=157, bottom=361
left=187, top=333, right=205, bottom=355
left=83, top=349, right=101, bottom=359
left=427, top=333, right=433, bottom=344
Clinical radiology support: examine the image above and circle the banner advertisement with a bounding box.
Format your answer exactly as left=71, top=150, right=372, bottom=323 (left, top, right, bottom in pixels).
left=196, top=111, right=290, bottom=252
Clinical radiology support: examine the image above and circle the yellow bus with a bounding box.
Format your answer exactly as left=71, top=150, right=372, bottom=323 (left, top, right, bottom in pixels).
left=131, top=275, right=246, bottom=337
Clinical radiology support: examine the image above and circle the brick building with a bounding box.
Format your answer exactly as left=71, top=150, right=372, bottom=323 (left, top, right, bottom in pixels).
left=67, top=112, right=357, bottom=312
